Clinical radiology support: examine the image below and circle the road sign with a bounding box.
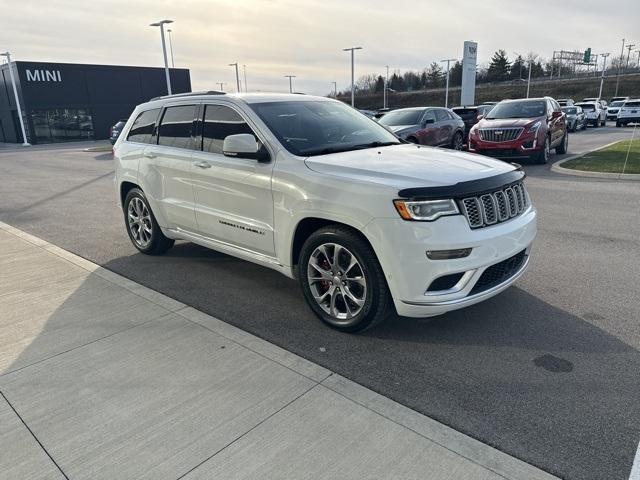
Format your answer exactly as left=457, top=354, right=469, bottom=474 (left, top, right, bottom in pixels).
left=583, top=48, right=591, bottom=63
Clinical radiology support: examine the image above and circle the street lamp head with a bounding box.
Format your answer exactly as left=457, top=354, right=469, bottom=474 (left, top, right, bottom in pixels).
left=0, top=52, right=9, bottom=57
left=150, top=19, right=173, bottom=27
left=342, top=47, right=362, bottom=51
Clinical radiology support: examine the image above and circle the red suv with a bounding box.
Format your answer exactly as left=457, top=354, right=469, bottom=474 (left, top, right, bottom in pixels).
left=468, top=97, right=568, bottom=164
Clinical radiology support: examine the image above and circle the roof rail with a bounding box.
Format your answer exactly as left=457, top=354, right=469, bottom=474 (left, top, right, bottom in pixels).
left=150, top=90, right=226, bottom=101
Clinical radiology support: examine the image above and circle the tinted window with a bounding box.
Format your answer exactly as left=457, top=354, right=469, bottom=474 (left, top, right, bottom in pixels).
left=127, top=109, right=160, bottom=144
left=576, top=103, right=595, bottom=112
left=435, top=109, right=449, bottom=121
left=158, top=105, right=197, bottom=149
left=202, top=105, right=255, bottom=154
left=378, top=109, right=424, bottom=126
left=423, top=110, right=436, bottom=123
left=562, top=107, right=577, bottom=115
left=624, top=101, right=640, bottom=107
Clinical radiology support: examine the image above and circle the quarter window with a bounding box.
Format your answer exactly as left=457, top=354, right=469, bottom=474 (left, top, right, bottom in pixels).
left=158, top=105, right=197, bottom=149
left=435, top=109, right=449, bottom=121
left=202, top=105, right=254, bottom=154
left=126, top=108, right=160, bottom=144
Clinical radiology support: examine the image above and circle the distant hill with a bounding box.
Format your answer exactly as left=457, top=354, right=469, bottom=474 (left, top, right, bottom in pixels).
left=343, top=73, right=640, bottom=109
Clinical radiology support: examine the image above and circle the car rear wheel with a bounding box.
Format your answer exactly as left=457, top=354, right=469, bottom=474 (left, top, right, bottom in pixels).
left=555, top=132, right=568, bottom=154
left=592, top=119, right=599, bottom=128
left=299, top=226, right=393, bottom=332
left=124, top=188, right=174, bottom=255
left=451, top=131, right=464, bottom=150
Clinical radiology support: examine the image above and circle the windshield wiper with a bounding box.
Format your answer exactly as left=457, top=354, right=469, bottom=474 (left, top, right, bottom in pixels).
left=303, top=141, right=400, bottom=156
left=350, top=141, right=401, bottom=150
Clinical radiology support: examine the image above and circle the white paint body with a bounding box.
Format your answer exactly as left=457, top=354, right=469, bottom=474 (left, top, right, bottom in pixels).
left=114, top=93, right=537, bottom=318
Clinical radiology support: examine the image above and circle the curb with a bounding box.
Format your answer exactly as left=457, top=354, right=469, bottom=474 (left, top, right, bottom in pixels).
left=0, top=220, right=559, bottom=480
left=551, top=140, right=640, bottom=180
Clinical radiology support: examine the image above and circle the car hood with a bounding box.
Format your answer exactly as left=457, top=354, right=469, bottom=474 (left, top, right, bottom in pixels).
left=386, top=124, right=419, bottom=133
left=304, top=144, right=515, bottom=190
left=477, top=117, right=542, bottom=128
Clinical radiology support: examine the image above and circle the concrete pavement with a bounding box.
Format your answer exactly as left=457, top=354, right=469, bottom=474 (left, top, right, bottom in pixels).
left=0, top=222, right=557, bottom=480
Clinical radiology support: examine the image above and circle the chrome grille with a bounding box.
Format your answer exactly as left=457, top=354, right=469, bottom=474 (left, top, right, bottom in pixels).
left=478, top=128, right=523, bottom=142
left=460, top=182, right=529, bottom=229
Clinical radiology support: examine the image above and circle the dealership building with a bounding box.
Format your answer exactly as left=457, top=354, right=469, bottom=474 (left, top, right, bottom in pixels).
left=0, top=61, right=191, bottom=144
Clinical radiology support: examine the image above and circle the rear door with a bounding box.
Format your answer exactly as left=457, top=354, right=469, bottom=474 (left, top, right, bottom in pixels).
left=418, top=109, right=438, bottom=146
left=190, top=103, right=276, bottom=257
left=547, top=99, right=563, bottom=146
left=141, top=103, right=199, bottom=231
left=434, top=109, right=452, bottom=146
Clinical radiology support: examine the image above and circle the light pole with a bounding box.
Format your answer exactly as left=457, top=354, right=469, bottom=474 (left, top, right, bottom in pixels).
left=216, top=82, right=225, bottom=91
left=526, top=59, right=532, bottom=98
left=243, top=64, right=248, bottom=92
left=343, top=46, right=362, bottom=107
left=0, top=52, right=30, bottom=145
left=228, top=63, right=240, bottom=92
left=150, top=19, right=173, bottom=95
left=615, top=38, right=625, bottom=96
left=331, top=81, right=337, bottom=98
left=166, top=28, right=175, bottom=68
left=383, top=65, right=389, bottom=109
left=440, top=58, right=456, bottom=108
left=598, top=53, right=610, bottom=100
left=625, top=44, right=636, bottom=70
left=284, top=75, right=296, bottom=93
left=514, top=52, right=523, bottom=79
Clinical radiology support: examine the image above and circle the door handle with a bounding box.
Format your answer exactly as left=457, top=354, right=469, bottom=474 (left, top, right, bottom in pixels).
left=193, top=161, right=212, bottom=169
left=143, top=152, right=157, bottom=159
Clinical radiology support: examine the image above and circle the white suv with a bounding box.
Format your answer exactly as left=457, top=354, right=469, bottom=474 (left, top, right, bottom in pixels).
left=616, top=99, right=640, bottom=127
left=114, top=92, right=537, bottom=332
left=575, top=101, right=606, bottom=127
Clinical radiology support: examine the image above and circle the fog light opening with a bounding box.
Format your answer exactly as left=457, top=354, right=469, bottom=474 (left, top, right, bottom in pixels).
left=426, top=248, right=472, bottom=260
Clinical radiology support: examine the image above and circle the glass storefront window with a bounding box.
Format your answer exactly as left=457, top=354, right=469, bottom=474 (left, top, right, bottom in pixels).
left=31, top=108, right=95, bottom=143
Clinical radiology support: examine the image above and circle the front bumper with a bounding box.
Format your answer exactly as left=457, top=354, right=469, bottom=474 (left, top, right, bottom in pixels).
left=468, top=131, right=542, bottom=160
left=364, top=207, right=537, bottom=318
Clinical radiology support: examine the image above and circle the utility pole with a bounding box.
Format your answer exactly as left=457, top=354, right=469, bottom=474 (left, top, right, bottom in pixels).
left=216, top=82, right=225, bottom=91
left=284, top=75, right=296, bottom=93
left=440, top=58, right=456, bottom=108
left=243, top=64, right=248, bottom=92
left=526, top=59, right=533, bottom=98
left=0, top=52, right=30, bottom=145
left=228, top=62, right=240, bottom=92
left=150, top=19, right=174, bottom=95
left=383, top=65, right=389, bottom=109
left=331, top=81, right=337, bottom=98
left=615, top=38, right=625, bottom=96
left=167, top=28, right=175, bottom=68
left=625, top=44, right=636, bottom=69
left=598, top=53, right=610, bottom=100
left=342, top=46, right=362, bottom=107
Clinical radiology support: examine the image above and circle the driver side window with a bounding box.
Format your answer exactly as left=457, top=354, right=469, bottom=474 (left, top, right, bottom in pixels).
left=422, top=110, right=436, bottom=124
left=202, top=104, right=256, bottom=154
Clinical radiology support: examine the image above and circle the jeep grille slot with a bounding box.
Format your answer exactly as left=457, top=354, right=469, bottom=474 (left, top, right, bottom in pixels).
left=460, top=183, right=529, bottom=229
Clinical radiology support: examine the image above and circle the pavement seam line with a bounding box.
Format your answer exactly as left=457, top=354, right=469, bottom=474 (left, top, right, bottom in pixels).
left=174, top=383, right=319, bottom=480
left=319, top=379, right=514, bottom=480
left=0, top=390, right=70, bottom=480
left=0, top=313, right=173, bottom=379
left=0, top=220, right=557, bottom=480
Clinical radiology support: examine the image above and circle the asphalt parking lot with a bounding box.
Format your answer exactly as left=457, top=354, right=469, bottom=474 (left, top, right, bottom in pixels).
left=1, top=125, right=639, bottom=480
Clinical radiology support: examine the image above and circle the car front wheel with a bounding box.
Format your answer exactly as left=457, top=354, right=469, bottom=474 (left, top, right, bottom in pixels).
left=124, top=188, right=174, bottom=255
left=555, top=131, right=568, bottom=154
left=299, top=226, right=393, bottom=332
left=533, top=136, right=550, bottom=164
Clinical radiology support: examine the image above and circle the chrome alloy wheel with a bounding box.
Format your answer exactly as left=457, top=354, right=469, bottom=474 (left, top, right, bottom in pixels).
left=307, top=243, right=367, bottom=321
left=127, top=197, right=153, bottom=248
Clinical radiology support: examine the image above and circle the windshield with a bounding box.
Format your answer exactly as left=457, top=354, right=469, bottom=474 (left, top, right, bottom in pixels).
left=249, top=100, right=400, bottom=156
left=624, top=101, right=640, bottom=107
left=610, top=101, right=625, bottom=107
left=576, top=103, right=595, bottom=111
left=562, top=107, right=577, bottom=115
left=485, top=100, right=546, bottom=119
left=378, top=109, right=424, bottom=126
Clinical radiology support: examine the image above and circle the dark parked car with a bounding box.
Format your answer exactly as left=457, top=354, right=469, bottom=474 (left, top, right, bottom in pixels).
left=378, top=107, right=465, bottom=149
left=451, top=105, right=493, bottom=142
left=468, top=97, right=568, bottom=164
left=562, top=106, right=586, bottom=132
left=109, top=119, right=128, bottom=144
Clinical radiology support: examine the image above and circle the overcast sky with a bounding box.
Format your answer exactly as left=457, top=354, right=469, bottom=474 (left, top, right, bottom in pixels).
left=1, top=0, right=638, bottom=95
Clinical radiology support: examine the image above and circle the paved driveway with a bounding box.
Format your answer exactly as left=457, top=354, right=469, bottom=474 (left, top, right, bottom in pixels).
left=0, top=126, right=638, bottom=480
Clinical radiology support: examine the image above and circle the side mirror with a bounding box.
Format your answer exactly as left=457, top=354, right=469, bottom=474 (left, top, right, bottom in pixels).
left=476, top=114, right=484, bottom=121
left=222, top=134, right=270, bottom=162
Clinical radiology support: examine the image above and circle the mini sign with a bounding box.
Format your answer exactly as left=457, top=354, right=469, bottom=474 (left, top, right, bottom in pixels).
left=25, top=69, right=62, bottom=82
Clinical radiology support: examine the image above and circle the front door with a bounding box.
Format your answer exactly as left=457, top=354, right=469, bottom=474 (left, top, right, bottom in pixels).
left=190, top=103, right=275, bottom=257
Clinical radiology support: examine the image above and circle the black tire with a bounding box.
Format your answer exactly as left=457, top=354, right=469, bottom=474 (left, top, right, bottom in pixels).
left=592, top=119, right=599, bottom=128
left=533, top=136, right=550, bottom=164
left=451, top=131, right=464, bottom=150
left=123, top=188, right=174, bottom=255
left=582, top=121, right=587, bottom=130
left=298, top=225, right=393, bottom=333
left=555, top=131, right=568, bottom=154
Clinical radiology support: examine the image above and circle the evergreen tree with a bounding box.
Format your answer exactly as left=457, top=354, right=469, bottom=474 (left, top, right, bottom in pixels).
left=449, top=61, right=463, bottom=86
left=426, top=62, right=444, bottom=87
left=510, top=55, right=525, bottom=79
left=487, top=50, right=511, bottom=81
left=374, top=75, right=385, bottom=93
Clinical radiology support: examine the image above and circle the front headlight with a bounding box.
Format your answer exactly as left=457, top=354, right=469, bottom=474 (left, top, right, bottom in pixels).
left=393, top=199, right=459, bottom=221
left=526, top=121, right=541, bottom=134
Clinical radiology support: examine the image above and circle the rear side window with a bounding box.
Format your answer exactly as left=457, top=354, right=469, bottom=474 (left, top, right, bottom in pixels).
left=202, top=105, right=254, bottom=154
left=126, top=109, right=160, bottom=144
left=624, top=101, right=640, bottom=107
left=158, top=105, right=198, bottom=149
left=435, top=109, right=449, bottom=121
